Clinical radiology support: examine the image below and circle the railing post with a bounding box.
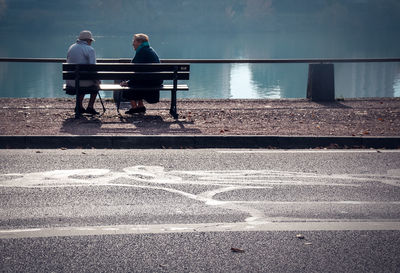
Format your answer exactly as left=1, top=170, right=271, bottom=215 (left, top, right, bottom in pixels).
left=306, top=63, right=335, bottom=101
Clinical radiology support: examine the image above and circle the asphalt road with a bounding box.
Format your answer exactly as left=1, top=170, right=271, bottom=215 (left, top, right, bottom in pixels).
left=1, top=149, right=399, bottom=272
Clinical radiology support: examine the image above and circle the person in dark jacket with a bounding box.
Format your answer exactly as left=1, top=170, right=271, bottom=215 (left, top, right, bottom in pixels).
left=120, top=33, right=162, bottom=114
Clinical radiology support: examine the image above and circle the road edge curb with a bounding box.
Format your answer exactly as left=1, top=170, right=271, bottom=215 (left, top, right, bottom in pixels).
left=0, top=135, right=399, bottom=149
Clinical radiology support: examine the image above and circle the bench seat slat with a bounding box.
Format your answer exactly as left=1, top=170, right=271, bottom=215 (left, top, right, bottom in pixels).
left=63, top=83, right=189, bottom=91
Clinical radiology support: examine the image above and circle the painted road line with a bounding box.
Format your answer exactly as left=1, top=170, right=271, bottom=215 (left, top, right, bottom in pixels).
left=1, top=221, right=400, bottom=239
left=216, top=149, right=400, bottom=154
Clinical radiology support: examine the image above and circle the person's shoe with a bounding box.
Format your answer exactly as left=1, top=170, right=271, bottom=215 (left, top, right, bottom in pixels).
left=85, top=107, right=99, bottom=115
left=125, top=108, right=136, bottom=115
left=137, top=106, right=146, bottom=113
left=125, top=106, right=146, bottom=115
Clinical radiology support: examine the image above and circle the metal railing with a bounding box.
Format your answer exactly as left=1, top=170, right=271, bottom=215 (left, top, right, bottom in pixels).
left=1, top=57, right=399, bottom=101
left=1, top=57, right=400, bottom=64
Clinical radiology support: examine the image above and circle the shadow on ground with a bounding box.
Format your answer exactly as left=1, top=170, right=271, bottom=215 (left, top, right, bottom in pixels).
left=315, top=101, right=352, bottom=109
left=60, top=113, right=201, bottom=135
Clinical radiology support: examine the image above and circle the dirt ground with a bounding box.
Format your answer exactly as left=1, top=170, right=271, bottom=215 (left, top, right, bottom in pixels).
left=0, top=98, right=399, bottom=136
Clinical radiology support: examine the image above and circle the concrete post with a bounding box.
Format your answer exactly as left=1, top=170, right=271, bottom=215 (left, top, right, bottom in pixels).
left=306, top=64, right=335, bottom=101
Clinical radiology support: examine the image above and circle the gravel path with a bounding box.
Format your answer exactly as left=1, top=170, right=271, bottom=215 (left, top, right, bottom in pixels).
left=1, top=98, right=399, bottom=136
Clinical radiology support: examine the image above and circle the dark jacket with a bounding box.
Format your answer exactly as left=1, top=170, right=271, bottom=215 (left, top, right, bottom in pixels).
left=124, top=45, right=162, bottom=103
left=128, top=45, right=162, bottom=87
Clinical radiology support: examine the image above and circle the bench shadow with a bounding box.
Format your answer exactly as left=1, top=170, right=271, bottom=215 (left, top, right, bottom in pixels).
left=60, top=116, right=102, bottom=135
left=61, top=113, right=201, bottom=135
left=103, top=114, right=202, bottom=135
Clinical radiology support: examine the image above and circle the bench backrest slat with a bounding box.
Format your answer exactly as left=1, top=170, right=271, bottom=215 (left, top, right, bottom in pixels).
left=62, top=63, right=190, bottom=81
left=63, top=71, right=190, bottom=81
left=62, top=63, right=190, bottom=72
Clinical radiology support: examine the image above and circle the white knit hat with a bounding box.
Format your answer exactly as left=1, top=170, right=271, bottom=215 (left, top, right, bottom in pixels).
left=78, top=30, right=95, bottom=41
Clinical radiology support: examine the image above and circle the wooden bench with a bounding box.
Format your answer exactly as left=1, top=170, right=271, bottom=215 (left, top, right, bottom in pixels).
left=62, top=63, right=190, bottom=119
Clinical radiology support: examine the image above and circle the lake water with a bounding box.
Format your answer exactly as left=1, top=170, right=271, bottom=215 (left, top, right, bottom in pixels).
left=1, top=1, right=400, bottom=99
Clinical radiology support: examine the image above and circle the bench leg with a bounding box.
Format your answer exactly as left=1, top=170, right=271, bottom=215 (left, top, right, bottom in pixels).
left=74, top=92, right=82, bottom=119
left=170, top=90, right=178, bottom=119
left=117, top=90, right=122, bottom=115
left=113, top=82, right=123, bottom=115
left=74, top=70, right=82, bottom=119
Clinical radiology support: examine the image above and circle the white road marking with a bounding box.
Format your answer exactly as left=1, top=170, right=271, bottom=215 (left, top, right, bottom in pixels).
left=228, top=201, right=400, bottom=205
left=1, top=165, right=399, bottom=237
left=1, top=221, right=400, bottom=239
left=216, top=150, right=400, bottom=154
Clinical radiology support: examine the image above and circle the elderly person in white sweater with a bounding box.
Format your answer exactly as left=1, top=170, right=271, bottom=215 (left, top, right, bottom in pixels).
left=65, top=30, right=100, bottom=115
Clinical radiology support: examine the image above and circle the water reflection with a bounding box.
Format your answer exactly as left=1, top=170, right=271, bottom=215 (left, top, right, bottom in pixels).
left=230, top=63, right=258, bottom=98
left=395, top=78, right=400, bottom=97
left=335, top=63, right=400, bottom=98
left=229, top=63, right=283, bottom=99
